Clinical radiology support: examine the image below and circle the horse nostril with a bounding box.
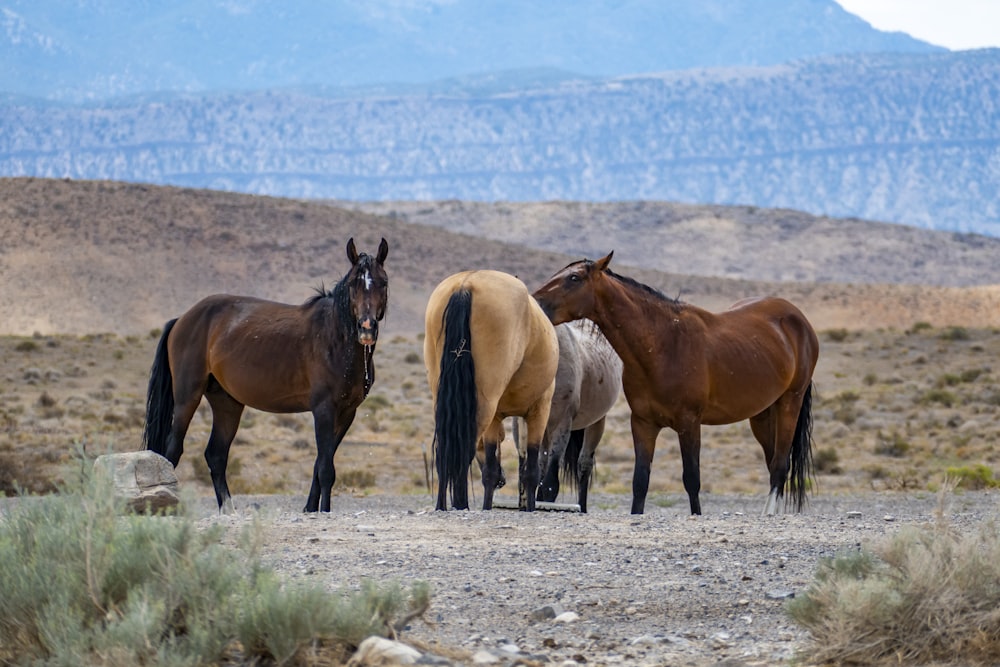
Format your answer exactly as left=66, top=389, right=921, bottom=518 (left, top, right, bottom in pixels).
left=361, top=319, right=372, bottom=330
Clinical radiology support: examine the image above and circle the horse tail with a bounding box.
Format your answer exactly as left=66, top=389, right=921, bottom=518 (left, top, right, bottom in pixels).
left=787, top=382, right=815, bottom=511
left=560, top=429, right=585, bottom=493
left=434, top=290, right=477, bottom=508
left=142, top=319, right=177, bottom=458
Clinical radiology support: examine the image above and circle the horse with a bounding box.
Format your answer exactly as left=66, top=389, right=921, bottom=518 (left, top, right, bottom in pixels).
left=142, top=238, right=389, bottom=513
left=513, top=320, right=622, bottom=513
left=533, top=252, right=819, bottom=516
left=424, top=270, right=559, bottom=512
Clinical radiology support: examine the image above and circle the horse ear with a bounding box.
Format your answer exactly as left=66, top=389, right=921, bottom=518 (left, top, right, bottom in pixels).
left=376, top=238, right=389, bottom=264
left=594, top=251, right=614, bottom=272
left=346, top=238, right=359, bottom=264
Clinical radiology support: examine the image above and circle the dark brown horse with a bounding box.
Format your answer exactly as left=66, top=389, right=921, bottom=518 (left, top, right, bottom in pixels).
left=533, top=252, right=819, bottom=515
left=142, top=238, right=389, bottom=513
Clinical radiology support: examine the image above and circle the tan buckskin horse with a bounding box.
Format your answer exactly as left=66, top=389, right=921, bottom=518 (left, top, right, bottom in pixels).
left=143, top=238, right=389, bottom=513
left=533, top=252, right=819, bottom=516
left=424, top=270, right=559, bottom=511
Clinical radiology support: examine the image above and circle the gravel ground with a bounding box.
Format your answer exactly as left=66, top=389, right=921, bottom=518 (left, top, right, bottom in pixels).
left=195, top=489, right=1000, bottom=666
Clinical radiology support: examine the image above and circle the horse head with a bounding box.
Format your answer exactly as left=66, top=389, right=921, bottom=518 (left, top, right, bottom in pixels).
left=345, top=237, right=389, bottom=346
left=533, top=252, right=613, bottom=325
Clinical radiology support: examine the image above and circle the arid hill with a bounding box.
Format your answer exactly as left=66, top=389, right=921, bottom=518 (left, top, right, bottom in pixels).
left=2, top=177, right=1000, bottom=336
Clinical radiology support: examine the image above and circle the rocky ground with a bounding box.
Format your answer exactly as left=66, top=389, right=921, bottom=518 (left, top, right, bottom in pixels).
left=195, top=489, right=1000, bottom=667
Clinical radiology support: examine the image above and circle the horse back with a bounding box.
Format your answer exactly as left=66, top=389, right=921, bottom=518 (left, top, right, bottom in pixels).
left=168, top=294, right=324, bottom=411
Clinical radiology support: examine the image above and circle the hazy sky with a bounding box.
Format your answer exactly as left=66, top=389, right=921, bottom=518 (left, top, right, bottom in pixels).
left=835, top=0, right=1000, bottom=50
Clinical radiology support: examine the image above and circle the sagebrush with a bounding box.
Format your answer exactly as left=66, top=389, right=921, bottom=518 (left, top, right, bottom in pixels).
left=788, top=490, right=1000, bottom=665
left=0, top=461, right=430, bottom=666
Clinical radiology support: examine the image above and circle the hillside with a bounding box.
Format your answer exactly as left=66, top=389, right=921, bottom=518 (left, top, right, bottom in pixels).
left=2, top=178, right=1000, bottom=337
left=2, top=51, right=998, bottom=234
left=344, top=199, right=1000, bottom=287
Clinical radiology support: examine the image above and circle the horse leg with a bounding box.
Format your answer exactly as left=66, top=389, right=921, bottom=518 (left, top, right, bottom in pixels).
left=164, top=385, right=203, bottom=467
left=751, top=395, right=807, bottom=515
left=306, top=404, right=356, bottom=512
left=481, top=438, right=502, bottom=510
left=204, top=387, right=245, bottom=514
left=676, top=424, right=703, bottom=515
left=476, top=435, right=506, bottom=489
left=520, top=409, right=549, bottom=512
left=537, top=426, right=568, bottom=503
left=629, top=415, right=662, bottom=514
left=577, top=417, right=606, bottom=514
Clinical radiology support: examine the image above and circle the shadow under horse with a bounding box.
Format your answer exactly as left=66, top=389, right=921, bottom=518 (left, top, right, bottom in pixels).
left=424, top=270, right=559, bottom=511
left=533, top=252, right=819, bottom=515
left=143, top=238, right=389, bottom=513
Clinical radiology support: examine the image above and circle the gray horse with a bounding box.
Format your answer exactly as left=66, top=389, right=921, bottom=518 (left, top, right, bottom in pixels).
left=516, top=320, right=622, bottom=512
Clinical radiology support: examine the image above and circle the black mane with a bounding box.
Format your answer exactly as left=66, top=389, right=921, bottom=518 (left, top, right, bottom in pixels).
left=604, top=266, right=681, bottom=306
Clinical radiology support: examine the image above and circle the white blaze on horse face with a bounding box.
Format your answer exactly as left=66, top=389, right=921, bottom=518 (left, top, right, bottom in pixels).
left=363, top=270, right=372, bottom=291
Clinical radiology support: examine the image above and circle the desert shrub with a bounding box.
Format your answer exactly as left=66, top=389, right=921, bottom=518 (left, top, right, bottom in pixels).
left=338, top=469, right=377, bottom=489
left=824, top=328, right=850, bottom=342
left=0, top=463, right=430, bottom=666
left=874, top=430, right=910, bottom=458
left=403, top=351, right=421, bottom=364
left=922, top=388, right=957, bottom=407
left=960, top=368, right=986, bottom=383
left=813, top=447, right=842, bottom=474
left=14, top=339, right=40, bottom=353
left=862, top=372, right=878, bottom=386
left=939, top=326, right=971, bottom=341
left=945, top=464, right=998, bottom=490
left=908, top=321, right=933, bottom=334
left=788, top=495, right=1000, bottom=665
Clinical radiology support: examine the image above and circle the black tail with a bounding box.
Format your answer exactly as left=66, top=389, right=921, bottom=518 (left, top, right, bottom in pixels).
left=560, top=429, right=585, bottom=493
left=142, top=319, right=177, bottom=459
left=787, top=382, right=815, bottom=511
left=434, top=290, right=477, bottom=510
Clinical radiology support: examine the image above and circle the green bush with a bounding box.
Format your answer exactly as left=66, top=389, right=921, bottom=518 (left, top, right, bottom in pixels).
left=945, top=464, right=998, bottom=490
left=0, top=463, right=430, bottom=666
left=788, top=494, right=1000, bottom=665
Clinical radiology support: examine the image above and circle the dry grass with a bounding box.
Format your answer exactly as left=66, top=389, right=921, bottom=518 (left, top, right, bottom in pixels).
left=3, top=322, right=999, bottom=505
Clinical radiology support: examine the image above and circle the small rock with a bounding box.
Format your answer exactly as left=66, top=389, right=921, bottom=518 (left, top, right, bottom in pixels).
left=346, top=636, right=421, bottom=665
left=554, top=611, right=580, bottom=624
left=846, top=511, right=862, bottom=519
left=530, top=604, right=565, bottom=621
left=766, top=590, right=795, bottom=600
left=471, top=650, right=500, bottom=664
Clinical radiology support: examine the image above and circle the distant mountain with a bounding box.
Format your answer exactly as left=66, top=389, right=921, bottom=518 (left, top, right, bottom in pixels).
left=2, top=50, right=997, bottom=234
left=1, top=0, right=941, bottom=101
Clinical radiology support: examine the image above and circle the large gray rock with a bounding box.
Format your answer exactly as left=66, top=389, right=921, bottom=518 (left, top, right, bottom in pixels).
left=93, top=451, right=180, bottom=513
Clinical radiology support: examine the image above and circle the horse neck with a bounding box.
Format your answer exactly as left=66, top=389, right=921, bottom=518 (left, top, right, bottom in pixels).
left=589, top=276, right=689, bottom=365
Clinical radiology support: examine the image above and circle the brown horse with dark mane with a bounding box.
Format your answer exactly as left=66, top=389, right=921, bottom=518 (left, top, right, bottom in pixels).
left=143, top=238, right=389, bottom=513
left=533, top=252, right=819, bottom=515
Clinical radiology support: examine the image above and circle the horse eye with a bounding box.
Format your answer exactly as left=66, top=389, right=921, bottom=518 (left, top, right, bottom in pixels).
left=568, top=274, right=581, bottom=283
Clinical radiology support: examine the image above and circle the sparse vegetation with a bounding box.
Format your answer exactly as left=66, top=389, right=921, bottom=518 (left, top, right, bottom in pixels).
left=788, top=492, right=1000, bottom=666
left=0, top=461, right=430, bottom=666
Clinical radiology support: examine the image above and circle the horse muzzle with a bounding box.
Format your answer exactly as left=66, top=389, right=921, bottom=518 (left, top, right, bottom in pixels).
left=357, top=317, right=378, bottom=346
